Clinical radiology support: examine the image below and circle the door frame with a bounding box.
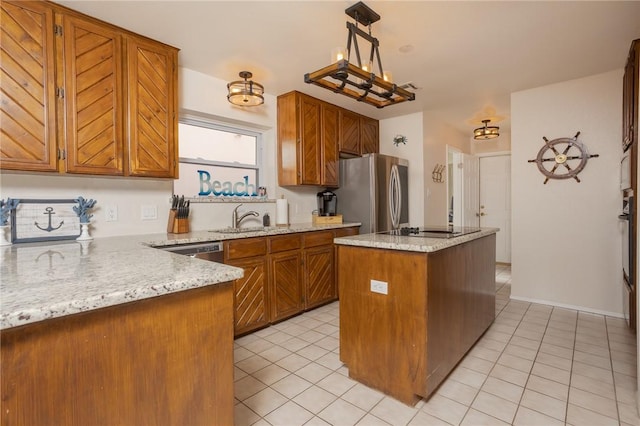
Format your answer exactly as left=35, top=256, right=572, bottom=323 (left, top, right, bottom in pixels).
left=446, top=146, right=463, bottom=227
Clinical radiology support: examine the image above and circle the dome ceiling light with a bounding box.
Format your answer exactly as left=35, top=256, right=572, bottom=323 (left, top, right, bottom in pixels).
left=473, top=119, right=500, bottom=140
left=227, top=71, right=264, bottom=107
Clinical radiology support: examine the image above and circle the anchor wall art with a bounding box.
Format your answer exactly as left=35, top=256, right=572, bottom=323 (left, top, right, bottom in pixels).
left=10, top=199, right=85, bottom=243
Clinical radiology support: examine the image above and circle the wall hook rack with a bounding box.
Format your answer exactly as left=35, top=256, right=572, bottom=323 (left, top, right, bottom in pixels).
left=432, top=164, right=445, bottom=183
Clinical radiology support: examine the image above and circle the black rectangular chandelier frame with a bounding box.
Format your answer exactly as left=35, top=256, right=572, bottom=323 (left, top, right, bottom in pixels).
left=304, top=2, right=415, bottom=109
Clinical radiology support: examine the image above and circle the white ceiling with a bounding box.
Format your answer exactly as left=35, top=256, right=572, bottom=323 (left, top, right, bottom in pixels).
left=57, top=1, right=640, bottom=135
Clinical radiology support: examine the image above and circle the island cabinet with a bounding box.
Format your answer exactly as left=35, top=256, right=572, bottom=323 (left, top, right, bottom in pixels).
left=0, top=283, right=235, bottom=426
left=0, top=0, right=178, bottom=178
left=337, top=233, right=496, bottom=405
left=224, top=237, right=270, bottom=336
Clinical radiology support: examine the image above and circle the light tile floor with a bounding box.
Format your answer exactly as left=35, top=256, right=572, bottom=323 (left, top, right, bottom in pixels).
left=234, top=265, right=639, bottom=425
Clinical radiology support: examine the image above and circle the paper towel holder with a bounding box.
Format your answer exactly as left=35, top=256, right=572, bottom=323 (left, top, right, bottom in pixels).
left=275, top=196, right=289, bottom=227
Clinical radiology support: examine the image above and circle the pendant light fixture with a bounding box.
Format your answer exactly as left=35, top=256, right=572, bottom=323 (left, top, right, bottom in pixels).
left=227, top=71, right=264, bottom=106
left=304, top=1, right=415, bottom=109
left=473, top=119, right=500, bottom=140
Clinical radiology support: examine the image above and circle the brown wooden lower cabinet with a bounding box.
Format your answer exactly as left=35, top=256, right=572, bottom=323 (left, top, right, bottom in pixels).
left=227, top=256, right=269, bottom=336
left=337, top=234, right=495, bottom=405
left=225, top=237, right=270, bottom=336
left=304, top=244, right=335, bottom=309
left=0, top=283, right=234, bottom=426
left=227, top=227, right=359, bottom=336
left=270, top=250, right=304, bottom=321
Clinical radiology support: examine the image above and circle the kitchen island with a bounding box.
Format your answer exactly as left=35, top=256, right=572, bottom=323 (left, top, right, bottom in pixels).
left=335, top=228, right=498, bottom=405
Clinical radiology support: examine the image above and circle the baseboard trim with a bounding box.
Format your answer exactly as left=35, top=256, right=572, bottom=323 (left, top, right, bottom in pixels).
left=509, top=295, right=624, bottom=319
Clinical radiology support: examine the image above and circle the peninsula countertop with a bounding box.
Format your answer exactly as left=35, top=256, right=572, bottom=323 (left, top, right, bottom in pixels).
left=1, top=222, right=360, bottom=330
left=334, top=227, right=499, bottom=253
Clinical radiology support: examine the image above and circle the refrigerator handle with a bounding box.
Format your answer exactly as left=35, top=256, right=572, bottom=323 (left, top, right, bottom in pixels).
left=389, top=164, right=401, bottom=230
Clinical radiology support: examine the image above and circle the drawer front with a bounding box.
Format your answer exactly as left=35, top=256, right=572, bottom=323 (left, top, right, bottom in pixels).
left=334, top=226, right=359, bottom=238
left=303, top=231, right=334, bottom=248
left=225, top=238, right=268, bottom=260
left=269, top=234, right=301, bottom=253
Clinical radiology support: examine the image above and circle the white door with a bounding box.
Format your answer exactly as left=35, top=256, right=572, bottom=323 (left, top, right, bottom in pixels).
left=462, top=154, right=480, bottom=228
left=479, top=155, right=511, bottom=263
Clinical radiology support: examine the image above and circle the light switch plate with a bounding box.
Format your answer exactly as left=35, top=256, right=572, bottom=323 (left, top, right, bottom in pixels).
left=105, top=205, right=118, bottom=222
left=370, top=279, right=388, bottom=295
left=141, top=204, right=158, bottom=220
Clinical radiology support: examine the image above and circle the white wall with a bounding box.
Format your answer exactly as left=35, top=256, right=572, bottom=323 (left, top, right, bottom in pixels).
left=422, top=113, right=470, bottom=226
left=379, top=112, right=424, bottom=226
left=471, top=132, right=512, bottom=155
left=511, top=69, right=623, bottom=316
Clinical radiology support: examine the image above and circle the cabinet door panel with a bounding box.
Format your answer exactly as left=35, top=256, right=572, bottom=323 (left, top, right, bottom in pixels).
left=0, top=1, right=57, bottom=172
left=322, top=104, right=339, bottom=187
left=270, top=251, right=303, bottom=321
left=225, top=238, right=268, bottom=260
left=127, top=37, right=178, bottom=178
left=360, top=117, right=379, bottom=154
left=300, top=95, right=321, bottom=185
left=228, top=257, right=269, bottom=336
left=63, top=14, right=124, bottom=175
left=305, top=245, right=335, bottom=309
left=339, top=110, right=360, bottom=155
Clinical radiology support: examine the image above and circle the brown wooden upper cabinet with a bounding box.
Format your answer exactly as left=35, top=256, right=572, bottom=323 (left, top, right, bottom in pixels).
left=126, top=36, right=178, bottom=178
left=339, top=110, right=360, bottom=156
left=0, top=0, right=178, bottom=178
left=360, top=116, right=380, bottom=155
left=339, top=111, right=379, bottom=156
left=277, top=91, right=378, bottom=187
left=623, top=39, right=639, bottom=152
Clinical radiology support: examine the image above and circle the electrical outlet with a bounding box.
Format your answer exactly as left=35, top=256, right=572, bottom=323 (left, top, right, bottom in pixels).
left=105, top=205, right=118, bottom=222
left=370, top=279, right=388, bottom=295
left=141, top=204, right=157, bottom=220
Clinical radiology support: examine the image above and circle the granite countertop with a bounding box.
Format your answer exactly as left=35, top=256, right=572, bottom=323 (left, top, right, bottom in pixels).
left=0, top=222, right=360, bottom=330
left=145, top=222, right=361, bottom=247
left=334, top=228, right=499, bottom=253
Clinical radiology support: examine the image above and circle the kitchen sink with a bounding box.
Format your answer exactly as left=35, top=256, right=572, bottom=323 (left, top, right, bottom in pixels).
left=209, top=226, right=272, bottom=234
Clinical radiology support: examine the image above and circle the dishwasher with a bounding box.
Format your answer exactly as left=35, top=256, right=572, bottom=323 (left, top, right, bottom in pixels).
left=157, top=241, right=224, bottom=263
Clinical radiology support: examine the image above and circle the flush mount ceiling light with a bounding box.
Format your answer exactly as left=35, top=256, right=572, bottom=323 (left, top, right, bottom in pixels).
left=304, top=1, right=415, bottom=109
left=473, top=119, right=500, bottom=140
left=227, top=71, right=264, bottom=106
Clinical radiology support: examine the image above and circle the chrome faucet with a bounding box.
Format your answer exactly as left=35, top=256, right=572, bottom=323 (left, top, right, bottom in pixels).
left=232, top=204, right=259, bottom=229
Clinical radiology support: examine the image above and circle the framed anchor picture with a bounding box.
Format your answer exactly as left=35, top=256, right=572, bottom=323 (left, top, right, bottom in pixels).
left=11, top=199, right=82, bottom=243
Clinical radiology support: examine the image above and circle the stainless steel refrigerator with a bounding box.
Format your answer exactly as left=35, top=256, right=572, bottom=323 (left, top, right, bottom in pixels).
left=335, top=153, right=409, bottom=234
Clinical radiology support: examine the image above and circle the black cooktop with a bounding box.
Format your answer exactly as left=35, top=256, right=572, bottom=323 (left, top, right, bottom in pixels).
left=386, top=226, right=482, bottom=239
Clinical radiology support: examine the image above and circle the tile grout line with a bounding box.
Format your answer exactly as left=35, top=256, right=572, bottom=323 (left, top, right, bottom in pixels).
left=605, top=315, right=622, bottom=425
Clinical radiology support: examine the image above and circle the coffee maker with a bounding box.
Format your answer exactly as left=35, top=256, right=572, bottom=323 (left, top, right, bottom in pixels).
left=317, top=190, right=337, bottom=216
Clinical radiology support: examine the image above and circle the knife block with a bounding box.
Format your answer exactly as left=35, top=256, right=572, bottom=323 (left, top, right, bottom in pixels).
left=167, top=210, right=190, bottom=234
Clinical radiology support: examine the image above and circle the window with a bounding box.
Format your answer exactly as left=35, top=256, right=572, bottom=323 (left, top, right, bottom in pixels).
left=173, top=117, right=263, bottom=198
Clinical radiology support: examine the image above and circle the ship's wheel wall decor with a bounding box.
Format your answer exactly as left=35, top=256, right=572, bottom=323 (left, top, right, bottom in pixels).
left=527, top=131, right=599, bottom=184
